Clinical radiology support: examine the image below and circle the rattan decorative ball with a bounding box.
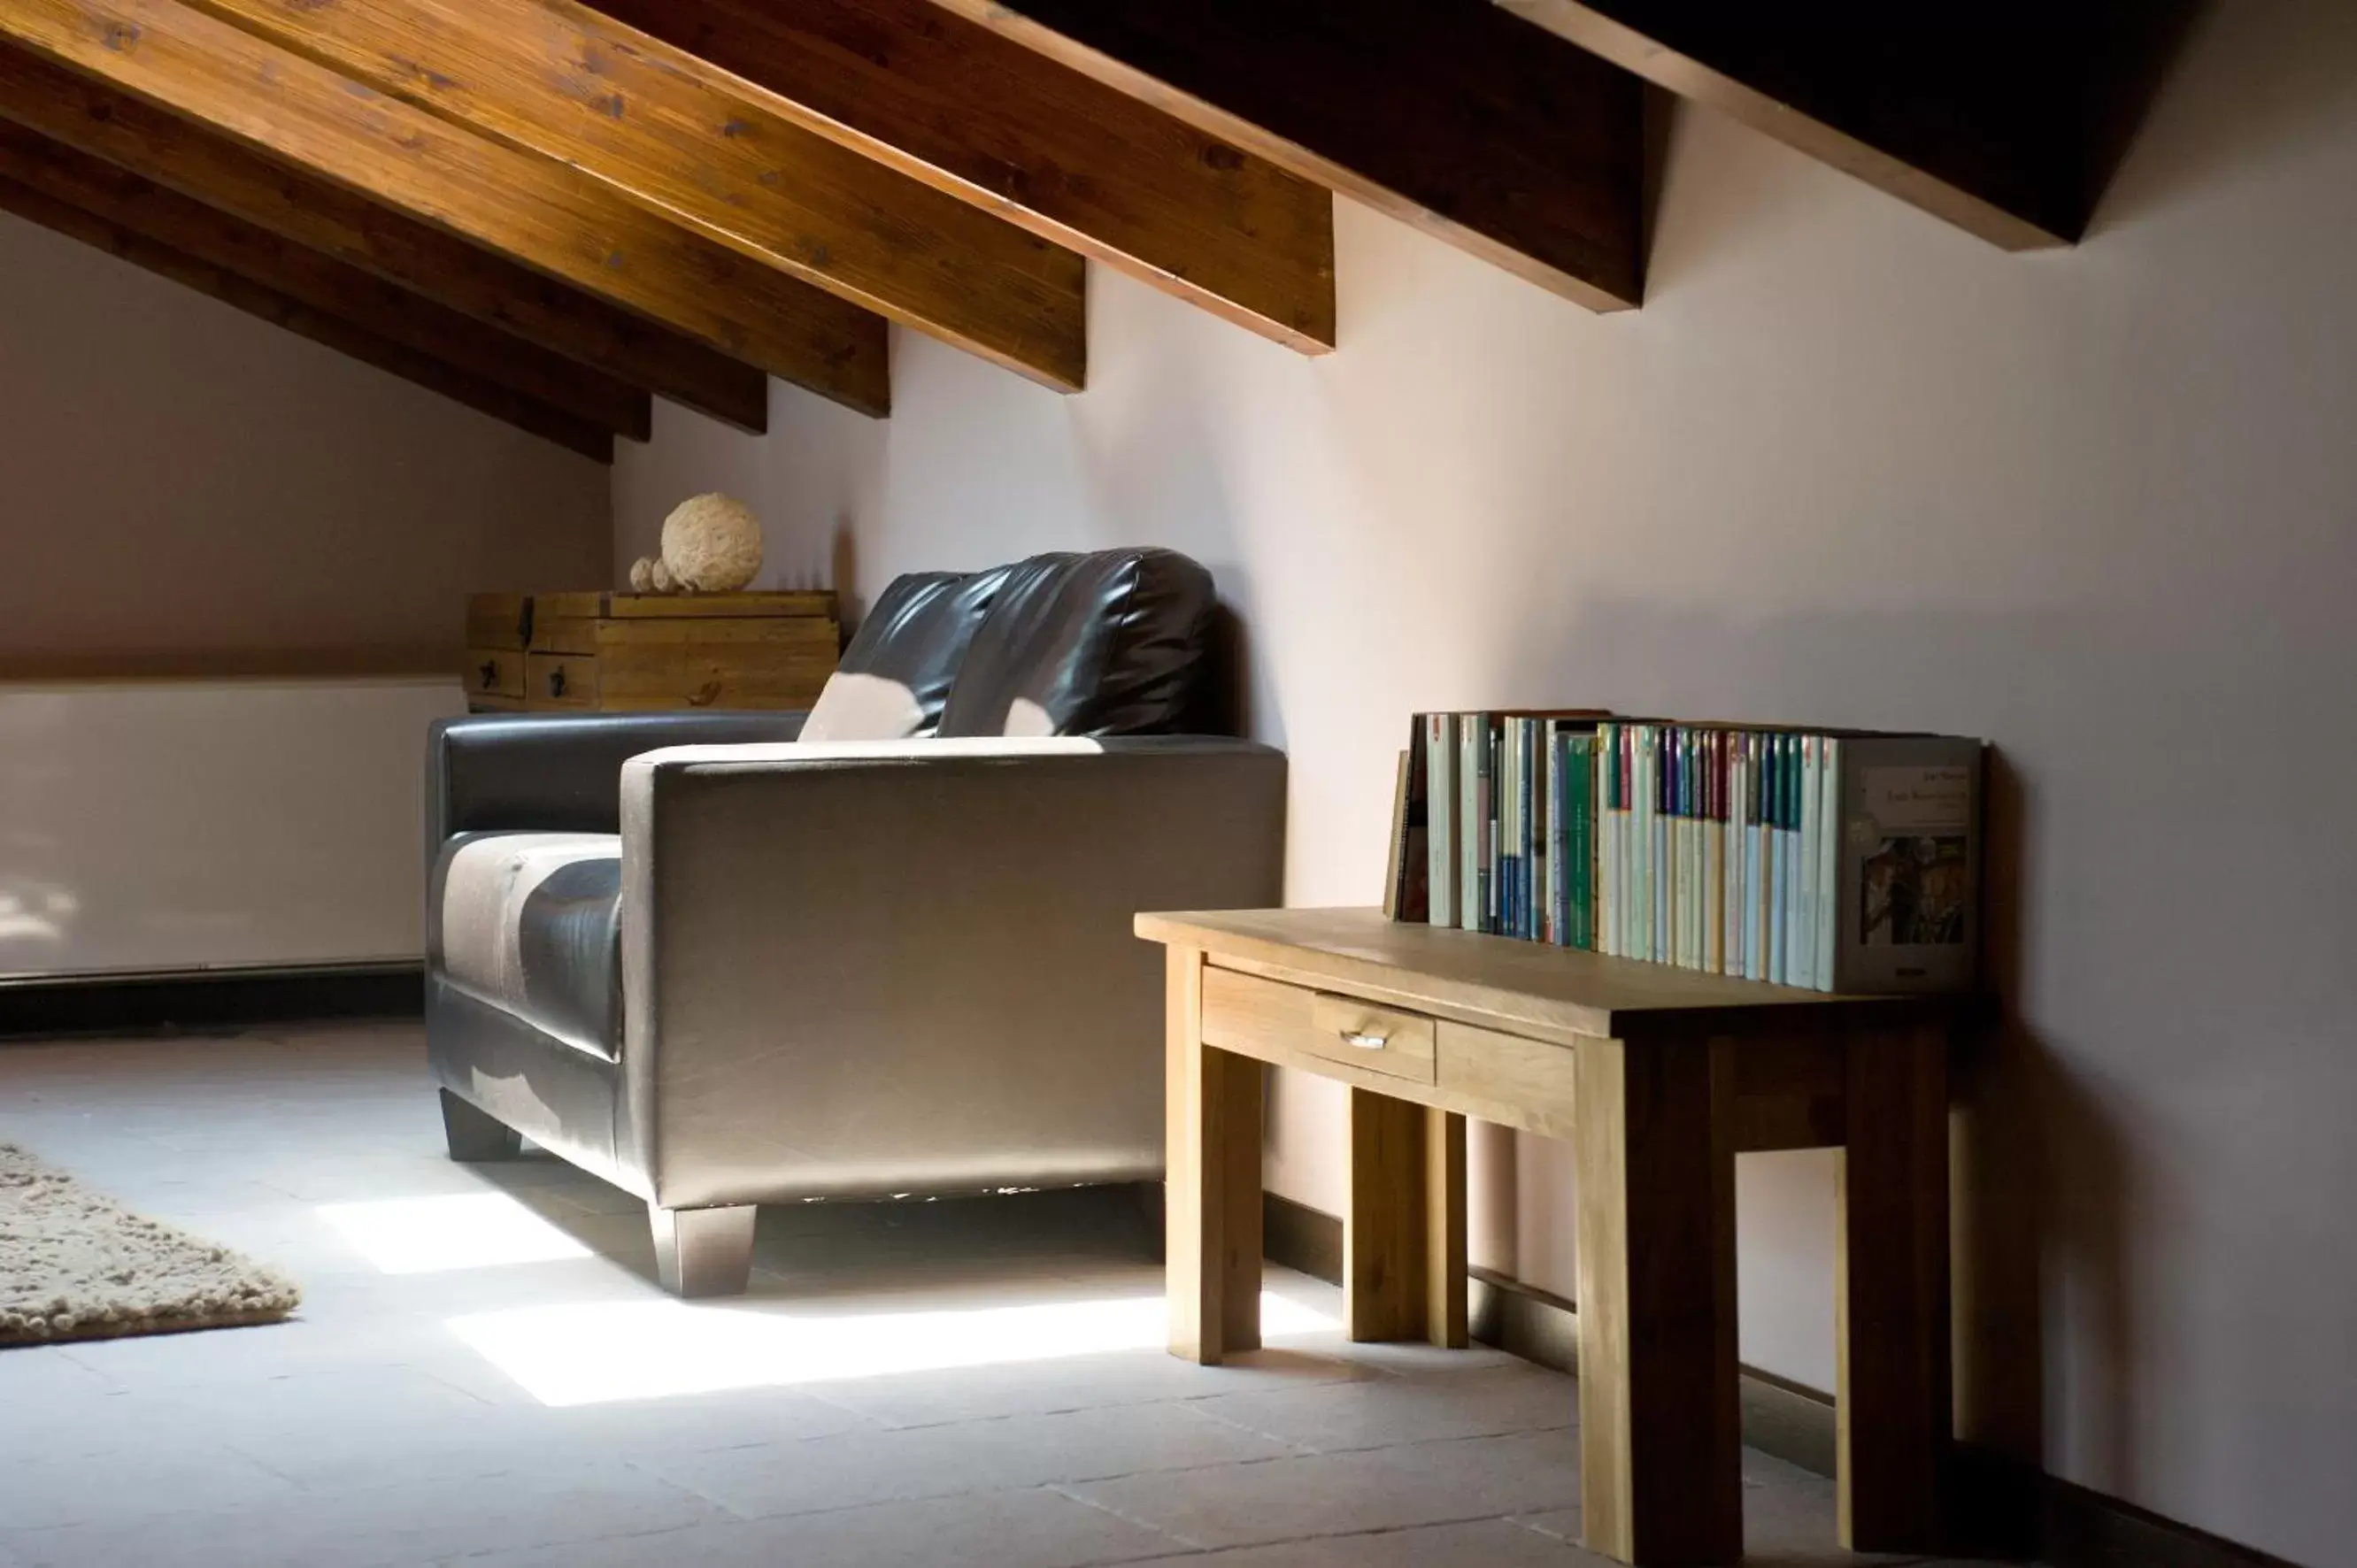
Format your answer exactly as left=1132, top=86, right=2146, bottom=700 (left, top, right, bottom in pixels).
left=659, top=493, right=763, bottom=593
left=628, top=556, right=657, bottom=593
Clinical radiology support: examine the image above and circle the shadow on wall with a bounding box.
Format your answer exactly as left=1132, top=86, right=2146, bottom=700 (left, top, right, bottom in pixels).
left=1959, top=749, right=2137, bottom=1547
left=830, top=519, right=862, bottom=630
left=1953, top=747, right=2050, bottom=1484
left=2087, top=0, right=2357, bottom=240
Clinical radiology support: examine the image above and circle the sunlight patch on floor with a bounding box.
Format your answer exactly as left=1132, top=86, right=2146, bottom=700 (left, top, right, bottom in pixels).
left=318, top=1192, right=594, bottom=1273
left=448, top=1291, right=1340, bottom=1406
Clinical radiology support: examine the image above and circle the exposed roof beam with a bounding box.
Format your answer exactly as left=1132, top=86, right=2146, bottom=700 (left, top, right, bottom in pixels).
left=920, top=0, right=1645, bottom=313
left=0, top=119, right=651, bottom=442
left=0, top=0, right=890, bottom=416
left=0, top=42, right=772, bottom=432
left=181, top=0, right=1088, bottom=389
left=1495, top=0, right=2196, bottom=249
left=0, top=173, right=613, bottom=460
left=589, top=0, right=1335, bottom=353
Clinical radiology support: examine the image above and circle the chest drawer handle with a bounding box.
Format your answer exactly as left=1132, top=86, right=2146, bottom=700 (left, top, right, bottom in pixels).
left=1339, top=1029, right=1390, bottom=1051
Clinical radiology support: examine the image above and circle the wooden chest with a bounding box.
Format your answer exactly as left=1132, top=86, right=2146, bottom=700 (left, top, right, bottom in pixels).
left=465, top=590, right=839, bottom=713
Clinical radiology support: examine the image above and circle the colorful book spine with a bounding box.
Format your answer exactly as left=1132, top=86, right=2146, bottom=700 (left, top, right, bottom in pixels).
left=1782, top=731, right=1800, bottom=980
left=1796, top=734, right=1820, bottom=991
left=1497, top=720, right=1514, bottom=939
left=1766, top=733, right=1786, bottom=984
left=1452, top=717, right=1470, bottom=928
left=1706, top=729, right=1724, bottom=976
left=1667, top=726, right=1684, bottom=969
left=1424, top=714, right=1457, bottom=928
left=1483, top=716, right=1500, bottom=934
left=1523, top=718, right=1541, bottom=941
left=1589, top=732, right=1606, bottom=952
left=1598, top=723, right=1619, bottom=957
left=1626, top=724, right=1640, bottom=961
left=1642, top=726, right=1662, bottom=965
left=1750, top=731, right=1769, bottom=982
left=1815, top=736, right=1841, bottom=991
left=1678, top=726, right=1693, bottom=967
left=1785, top=733, right=1806, bottom=985
left=1723, top=731, right=1745, bottom=977
left=1692, top=731, right=1707, bottom=970
left=1655, top=725, right=1669, bottom=966
left=1571, top=733, right=1594, bottom=949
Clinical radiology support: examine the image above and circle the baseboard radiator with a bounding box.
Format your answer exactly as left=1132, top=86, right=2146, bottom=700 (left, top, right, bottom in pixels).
left=0, top=677, right=462, bottom=984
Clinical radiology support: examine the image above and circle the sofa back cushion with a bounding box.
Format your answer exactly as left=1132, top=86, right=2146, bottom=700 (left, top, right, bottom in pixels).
left=936, top=549, right=1215, bottom=738
left=799, top=568, right=1008, bottom=742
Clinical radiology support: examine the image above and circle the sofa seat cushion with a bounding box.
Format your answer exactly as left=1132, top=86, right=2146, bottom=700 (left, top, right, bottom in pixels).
left=435, top=832, right=623, bottom=1062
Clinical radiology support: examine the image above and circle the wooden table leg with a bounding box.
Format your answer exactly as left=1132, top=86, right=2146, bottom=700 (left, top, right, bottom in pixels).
left=1837, top=1023, right=1952, bottom=1552
left=1426, top=1105, right=1469, bottom=1349
left=1343, top=1093, right=1467, bottom=1347
left=1167, top=946, right=1262, bottom=1364
left=1574, top=1035, right=1742, bottom=1566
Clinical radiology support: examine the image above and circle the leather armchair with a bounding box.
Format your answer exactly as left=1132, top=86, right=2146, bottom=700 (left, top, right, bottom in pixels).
left=423, top=550, right=1286, bottom=1295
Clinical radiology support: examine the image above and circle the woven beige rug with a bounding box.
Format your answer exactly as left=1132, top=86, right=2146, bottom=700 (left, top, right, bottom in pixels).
left=0, top=1141, right=299, bottom=1347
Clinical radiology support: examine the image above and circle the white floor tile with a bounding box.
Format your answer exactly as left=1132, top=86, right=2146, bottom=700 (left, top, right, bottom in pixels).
left=1191, top=1359, right=1576, bottom=1453
left=1182, top=1518, right=1612, bottom=1566
left=1, top=1461, right=723, bottom=1568
left=649, top=1400, right=1298, bottom=1520
left=0, top=1025, right=1983, bottom=1568
left=442, top=1486, right=1186, bottom=1568
left=1064, top=1428, right=1583, bottom=1549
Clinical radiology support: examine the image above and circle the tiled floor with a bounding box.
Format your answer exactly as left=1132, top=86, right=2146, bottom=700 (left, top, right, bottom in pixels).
left=0, top=1026, right=1997, bottom=1567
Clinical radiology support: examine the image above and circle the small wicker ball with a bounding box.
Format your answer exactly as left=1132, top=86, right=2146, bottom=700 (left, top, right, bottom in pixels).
left=660, top=493, right=763, bottom=593
left=649, top=558, right=677, bottom=594
left=628, top=556, right=657, bottom=593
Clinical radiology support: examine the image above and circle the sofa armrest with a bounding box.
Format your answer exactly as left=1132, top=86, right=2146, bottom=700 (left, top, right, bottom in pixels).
left=612, top=735, right=1286, bottom=1208
left=425, top=711, right=810, bottom=850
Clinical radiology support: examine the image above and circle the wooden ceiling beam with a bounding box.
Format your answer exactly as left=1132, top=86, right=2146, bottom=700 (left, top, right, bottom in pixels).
left=0, top=172, right=614, bottom=460
left=0, top=119, right=651, bottom=442
left=0, top=42, right=770, bottom=432
left=587, top=0, right=1335, bottom=353
left=0, top=0, right=890, bottom=416
left=1495, top=1, right=2194, bottom=249
left=919, top=0, right=1645, bottom=313
left=181, top=0, right=1088, bottom=389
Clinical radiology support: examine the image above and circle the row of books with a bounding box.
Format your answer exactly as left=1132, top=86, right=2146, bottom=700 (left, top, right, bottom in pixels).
left=1385, top=711, right=1984, bottom=995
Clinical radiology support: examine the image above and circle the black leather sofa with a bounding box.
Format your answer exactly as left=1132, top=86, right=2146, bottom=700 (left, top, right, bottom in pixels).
left=422, top=549, right=1285, bottom=1295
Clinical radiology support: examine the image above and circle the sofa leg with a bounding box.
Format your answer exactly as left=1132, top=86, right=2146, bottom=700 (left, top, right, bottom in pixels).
left=651, top=1203, right=758, bottom=1297
left=439, top=1089, right=522, bottom=1162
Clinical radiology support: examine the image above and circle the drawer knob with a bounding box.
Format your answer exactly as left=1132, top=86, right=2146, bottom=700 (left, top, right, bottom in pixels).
left=1339, top=1029, right=1390, bottom=1051
left=547, top=666, right=567, bottom=697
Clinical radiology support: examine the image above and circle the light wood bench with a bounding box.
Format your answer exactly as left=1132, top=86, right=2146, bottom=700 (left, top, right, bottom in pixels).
left=1138, top=905, right=1981, bottom=1568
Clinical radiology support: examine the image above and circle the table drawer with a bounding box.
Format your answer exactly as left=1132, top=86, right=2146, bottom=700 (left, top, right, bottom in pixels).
left=1200, top=965, right=1437, bottom=1084
left=526, top=652, right=599, bottom=709
left=1436, top=1020, right=1580, bottom=1140
left=466, top=646, right=524, bottom=701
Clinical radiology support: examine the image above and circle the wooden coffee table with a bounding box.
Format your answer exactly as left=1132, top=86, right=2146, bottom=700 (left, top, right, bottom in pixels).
left=1137, top=906, right=1981, bottom=1568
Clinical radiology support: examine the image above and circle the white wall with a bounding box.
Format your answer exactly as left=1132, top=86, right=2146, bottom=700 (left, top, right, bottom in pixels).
left=615, top=6, right=2357, bottom=1561
left=0, top=208, right=611, bottom=674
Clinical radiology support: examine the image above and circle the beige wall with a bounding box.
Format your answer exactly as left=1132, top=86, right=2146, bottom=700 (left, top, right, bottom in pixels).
left=0, top=210, right=611, bottom=673
left=615, top=6, right=2357, bottom=1561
